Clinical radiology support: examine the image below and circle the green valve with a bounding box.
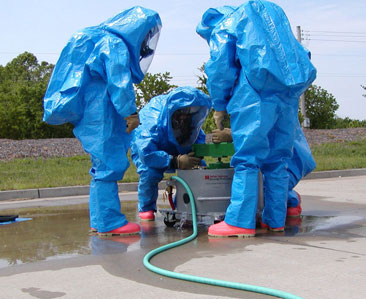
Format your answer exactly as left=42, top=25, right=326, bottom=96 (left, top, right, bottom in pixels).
left=206, top=161, right=231, bottom=169
left=193, top=143, right=234, bottom=157
left=193, top=143, right=234, bottom=169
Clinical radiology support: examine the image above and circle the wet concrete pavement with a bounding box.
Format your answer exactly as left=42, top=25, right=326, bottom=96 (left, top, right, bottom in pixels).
left=0, top=175, right=365, bottom=299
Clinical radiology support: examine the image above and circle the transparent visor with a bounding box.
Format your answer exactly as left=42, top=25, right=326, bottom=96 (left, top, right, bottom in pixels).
left=139, top=24, right=161, bottom=75
left=171, top=106, right=209, bottom=147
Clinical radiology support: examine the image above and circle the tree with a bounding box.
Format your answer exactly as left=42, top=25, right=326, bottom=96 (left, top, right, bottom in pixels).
left=134, top=72, right=177, bottom=110
left=197, top=64, right=215, bottom=132
left=197, top=64, right=208, bottom=95
left=197, top=64, right=230, bottom=133
left=304, top=85, right=339, bottom=129
left=0, top=52, right=74, bottom=139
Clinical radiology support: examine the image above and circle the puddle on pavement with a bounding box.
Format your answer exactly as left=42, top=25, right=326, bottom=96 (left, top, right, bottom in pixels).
left=0, top=203, right=364, bottom=269
left=283, top=215, right=365, bottom=237
left=0, top=202, right=190, bottom=269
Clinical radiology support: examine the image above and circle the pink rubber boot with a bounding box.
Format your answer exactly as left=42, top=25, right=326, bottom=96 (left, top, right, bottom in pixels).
left=208, top=221, right=255, bottom=238
left=260, top=222, right=285, bottom=232
left=98, top=222, right=140, bottom=236
left=139, top=211, right=155, bottom=221
left=287, top=192, right=302, bottom=218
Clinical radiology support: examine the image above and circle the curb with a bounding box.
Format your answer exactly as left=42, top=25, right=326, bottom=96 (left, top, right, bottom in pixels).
left=1, top=169, right=365, bottom=201
left=303, top=168, right=366, bottom=180
left=0, top=181, right=166, bottom=201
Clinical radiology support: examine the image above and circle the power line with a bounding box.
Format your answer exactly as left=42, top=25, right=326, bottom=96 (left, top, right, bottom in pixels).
left=0, top=52, right=59, bottom=55
left=303, top=30, right=366, bottom=35
left=301, top=29, right=366, bottom=44
left=0, top=51, right=208, bottom=56
left=303, top=34, right=366, bottom=38
left=304, top=38, right=366, bottom=43
left=174, top=73, right=366, bottom=79
left=3, top=51, right=366, bottom=58
left=156, top=53, right=207, bottom=56
left=173, top=76, right=200, bottom=78
left=312, top=53, right=366, bottom=57
left=318, top=73, right=366, bottom=78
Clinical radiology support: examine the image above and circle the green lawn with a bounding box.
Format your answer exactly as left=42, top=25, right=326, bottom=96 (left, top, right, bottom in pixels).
left=311, top=140, right=366, bottom=171
left=1, top=140, right=365, bottom=191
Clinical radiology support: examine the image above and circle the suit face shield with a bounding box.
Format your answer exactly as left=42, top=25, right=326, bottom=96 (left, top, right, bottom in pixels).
left=171, top=105, right=209, bottom=147
left=140, top=25, right=161, bottom=75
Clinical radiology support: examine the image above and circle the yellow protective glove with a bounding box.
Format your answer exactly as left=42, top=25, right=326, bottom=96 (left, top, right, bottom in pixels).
left=177, top=152, right=202, bottom=170
left=212, top=128, right=232, bottom=144
left=213, top=110, right=226, bottom=130
left=124, top=113, right=140, bottom=134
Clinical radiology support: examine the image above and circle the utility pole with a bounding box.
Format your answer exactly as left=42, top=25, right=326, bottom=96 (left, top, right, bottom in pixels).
left=297, top=25, right=310, bottom=128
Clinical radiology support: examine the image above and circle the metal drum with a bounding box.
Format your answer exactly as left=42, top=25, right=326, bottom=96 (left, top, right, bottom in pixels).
left=161, top=168, right=263, bottom=226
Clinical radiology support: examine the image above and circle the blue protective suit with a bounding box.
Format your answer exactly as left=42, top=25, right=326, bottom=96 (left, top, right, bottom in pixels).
left=196, top=6, right=236, bottom=42
left=287, top=122, right=316, bottom=207
left=197, top=0, right=316, bottom=229
left=43, top=7, right=162, bottom=233
left=130, top=87, right=211, bottom=212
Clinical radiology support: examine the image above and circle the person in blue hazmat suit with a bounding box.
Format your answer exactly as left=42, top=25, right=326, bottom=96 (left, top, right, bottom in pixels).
left=130, top=86, right=211, bottom=221
left=197, top=4, right=316, bottom=220
left=43, top=7, right=162, bottom=236
left=196, top=0, right=317, bottom=237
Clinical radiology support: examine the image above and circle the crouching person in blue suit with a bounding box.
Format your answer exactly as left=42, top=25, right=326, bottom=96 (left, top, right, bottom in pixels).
left=131, top=87, right=211, bottom=221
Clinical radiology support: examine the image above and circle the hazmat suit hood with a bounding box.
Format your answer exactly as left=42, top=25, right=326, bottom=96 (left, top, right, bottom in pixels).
left=43, top=7, right=162, bottom=181
left=102, top=6, right=162, bottom=83
left=196, top=5, right=236, bottom=42
left=131, top=87, right=211, bottom=170
left=199, top=0, right=317, bottom=111
left=43, top=7, right=161, bottom=126
left=166, top=88, right=211, bottom=150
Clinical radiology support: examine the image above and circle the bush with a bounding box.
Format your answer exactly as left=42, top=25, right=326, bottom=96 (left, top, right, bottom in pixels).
left=333, top=117, right=366, bottom=129
left=0, top=52, right=74, bottom=139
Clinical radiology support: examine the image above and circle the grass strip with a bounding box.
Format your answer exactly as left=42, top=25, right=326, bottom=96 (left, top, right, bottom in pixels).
left=1, top=140, right=365, bottom=191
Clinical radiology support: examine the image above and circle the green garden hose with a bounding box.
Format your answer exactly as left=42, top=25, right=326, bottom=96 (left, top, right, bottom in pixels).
left=143, top=175, right=303, bottom=299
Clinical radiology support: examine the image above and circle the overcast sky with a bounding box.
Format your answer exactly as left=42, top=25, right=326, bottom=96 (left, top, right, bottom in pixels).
left=1, top=0, right=365, bottom=120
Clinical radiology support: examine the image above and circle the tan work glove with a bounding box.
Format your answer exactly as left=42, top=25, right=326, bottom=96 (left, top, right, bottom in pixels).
left=213, top=110, right=226, bottom=130
left=124, top=113, right=140, bottom=134
left=212, top=128, right=232, bottom=143
left=177, top=152, right=202, bottom=170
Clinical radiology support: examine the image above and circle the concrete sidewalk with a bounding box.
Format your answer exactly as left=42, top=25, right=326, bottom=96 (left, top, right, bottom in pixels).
left=0, top=175, right=365, bottom=298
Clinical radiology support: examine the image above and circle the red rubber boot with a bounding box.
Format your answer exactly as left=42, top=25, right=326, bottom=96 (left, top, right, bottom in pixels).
left=287, top=192, right=302, bottom=218
left=260, top=222, right=285, bottom=232
left=98, top=222, right=140, bottom=236
left=139, top=211, right=155, bottom=221
left=208, top=221, right=255, bottom=238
